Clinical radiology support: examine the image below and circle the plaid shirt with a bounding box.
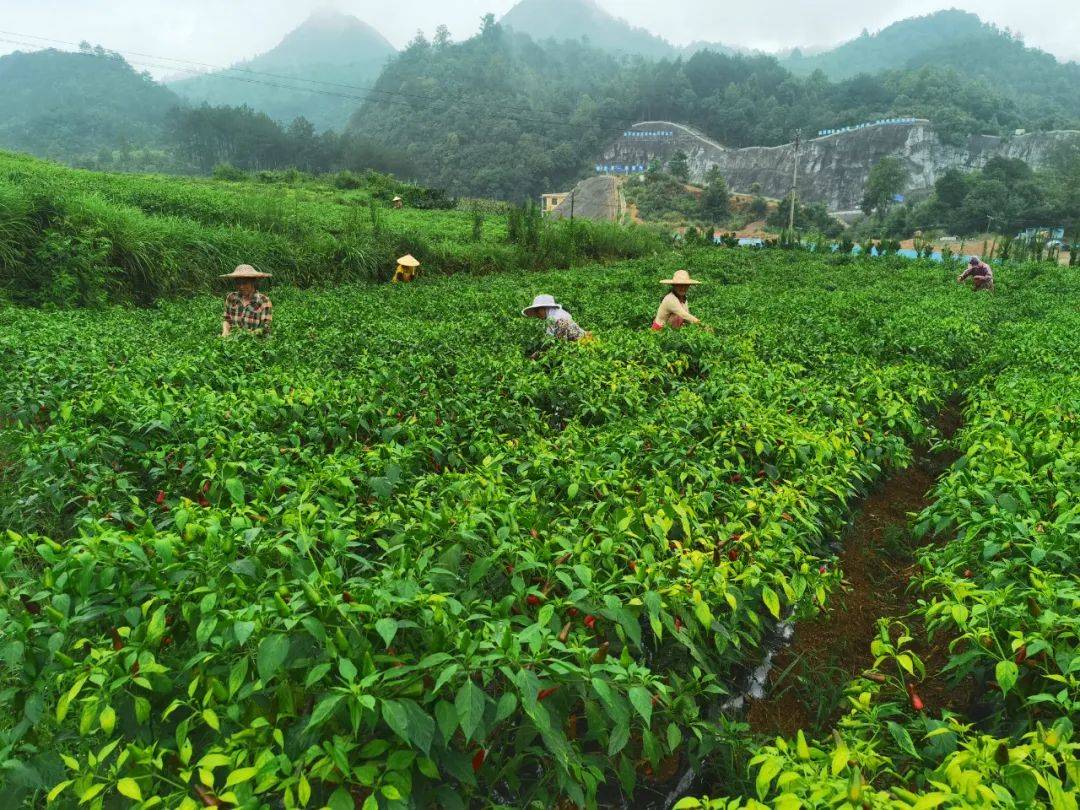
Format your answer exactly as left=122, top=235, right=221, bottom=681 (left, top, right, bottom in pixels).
left=224, top=291, right=273, bottom=335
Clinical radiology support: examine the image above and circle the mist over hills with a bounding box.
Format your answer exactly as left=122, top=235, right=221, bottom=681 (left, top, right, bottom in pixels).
left=167, top=9, right=397, bottom=131
left=0, top=47, right=180, bottom=163
left=782, top=9, right=1080, bottom=116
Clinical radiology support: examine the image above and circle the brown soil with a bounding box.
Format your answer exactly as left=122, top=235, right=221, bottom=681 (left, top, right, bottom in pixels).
left=747, top=405, right=964, bottom=737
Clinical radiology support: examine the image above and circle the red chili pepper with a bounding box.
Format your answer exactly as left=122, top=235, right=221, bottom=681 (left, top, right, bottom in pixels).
left=537, top=687, right=558, bottom=701
left=568, top=607, right=579, bottom=617
left=628, top=561, right=637, bottom=573
left=674, top=617, right=683, bottom=632
left=472, top=748, right=486, bottom=773
left=907, top=682, right=925, bottom=712
left=963, top=569, right=974, bottom=579
left=731, top=532, right=743, bottom=542
left=110, top=628, right=123, bottom=651
left=342, top=591, right=354, bottom=604
left=526, top=595, right=541, bottom=606
left=131, top=661, right=140, bottom=676
left=1015, top=646, right=1028, bottom=665
left=530, top=529, right=539, bottom=539
left=819, top=565, right=828, bottom=574
left=202, top=481, right=211, bottom=494
left=728, top=548, right=739, bottom=561
left=730, top=473, right=743, bottom=483
left=584, top=615, right=597, bottom=629
left=155, top=490, right=166, bottom=505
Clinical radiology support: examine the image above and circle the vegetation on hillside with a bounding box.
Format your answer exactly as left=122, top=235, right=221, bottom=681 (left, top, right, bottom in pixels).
left=0, top=47, right=181, bottom=166
left=784, top=9, right=1080, bottom=124
left=352, top=18, right=1066, bottom=199
left=0, top=151, right=663, bottom=307
left=858, top=151, right=1080, bottom=238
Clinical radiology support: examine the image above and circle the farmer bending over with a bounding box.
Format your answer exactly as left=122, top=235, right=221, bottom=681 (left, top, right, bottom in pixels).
left=653, top=270, right=708, bottom=330
left=220, top=265, right=273, bottom=337
left=523, top=294, right=587, bottom=341
left=958, top=257, right=994, bottom=292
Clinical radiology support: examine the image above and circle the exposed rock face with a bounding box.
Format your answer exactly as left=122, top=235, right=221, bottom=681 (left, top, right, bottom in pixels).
left=601, top=121, right=1080, bottom=212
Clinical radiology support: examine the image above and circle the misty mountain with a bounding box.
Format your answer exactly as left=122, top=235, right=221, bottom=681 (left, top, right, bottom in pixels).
left=783, top=10, right=1080, bottom=120
left=500, top=0, right=676, bottom=59
left=0, top=47, right=181, bottom=163
left=168, top=10, right=397, bottom=131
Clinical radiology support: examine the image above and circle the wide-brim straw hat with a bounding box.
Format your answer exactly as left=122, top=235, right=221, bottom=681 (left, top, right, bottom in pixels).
left=661, top=269, right=701, bottom=285
left=397, top=254, right=420, bottom=267
left=392, top=196, right=403, bottom=202
left=220, top=264, right=271, bottom=280
left=523, top=293, right=559, bottom=317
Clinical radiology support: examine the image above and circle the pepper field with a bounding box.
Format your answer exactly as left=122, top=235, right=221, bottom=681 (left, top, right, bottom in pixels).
left=1, top=177, right=1079, bottom=808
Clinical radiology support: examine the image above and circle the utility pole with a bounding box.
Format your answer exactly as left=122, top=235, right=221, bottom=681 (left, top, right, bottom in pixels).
left=570, top=191, right=575, bottom=223
left=788, top=129, right=802, bottom=233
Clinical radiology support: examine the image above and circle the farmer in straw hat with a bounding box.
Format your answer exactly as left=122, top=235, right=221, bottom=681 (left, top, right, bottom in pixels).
left=523, top=294, right=587, bottom=342
left=220, top=264, right=273, bottom=337
left=392, top=195, right=404, bottom=209
left=652, top=269, right=707, bottom=330
left=393, top=254, right=420, bottom=284
left=958, top=256, right=994, bottom=292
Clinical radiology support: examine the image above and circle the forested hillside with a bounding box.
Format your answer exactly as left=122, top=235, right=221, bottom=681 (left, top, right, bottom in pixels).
left=168, top=10, right=396, bottom=131
left=349, top=18, right=1052, bottom=200
left=784, top=10, right=1080, bottom=125
left=0, top=47, right=181, bottom=167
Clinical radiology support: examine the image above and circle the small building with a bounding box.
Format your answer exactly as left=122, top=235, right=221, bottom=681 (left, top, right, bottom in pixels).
left=541, top=193, right=569, bottom=215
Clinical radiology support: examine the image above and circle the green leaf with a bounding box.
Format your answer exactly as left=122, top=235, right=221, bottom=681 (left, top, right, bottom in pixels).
left=455, top=680, right=486, bottom=742
left=306, top=694, right=343, bottom=732
left=305, top=662, right=332, bottom=687
left=233, top=620, right=256, bottom=646
left=225, top=477, right=245, bottom=505
left=116, top=777, right=142, bottom=801
left=257, top=634, right=290, bottom=683
left=375, top=618, right=398, bottom=648
left=338, top=657, right=357, bottom=683
left=608, top=722, right=630, bottom=756
left=329, top=788, right=353, bottom=810
left=382, top=699, right=435, bottom=754
left=761, top=585, right=781, bottom=620
left=225, top=767, right=258, bottom=787
left=756, top=756, right=782, bottom=800
left=996, top=660, right=1019, bottom=695
left=887, top=721, right=920, bottom=758
left=47, top=780, right=72, bottom=802
left=202, top=708, right=220, bottom=731
left=628, top=686, right=653, bottom=728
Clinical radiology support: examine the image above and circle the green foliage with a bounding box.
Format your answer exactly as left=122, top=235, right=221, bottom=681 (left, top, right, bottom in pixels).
left=622, top=172, right=703, bottom=224
left=767, top=196, right=844, bottom=237
left=0, top=151, right=661, bottom=305
left=860, top=157, right=908, bottom=218
left=667, top=151, right=691, bottom=183
left=2, top=248, right=1009, bottom=807
left=699, top=169, right=731, bottom=225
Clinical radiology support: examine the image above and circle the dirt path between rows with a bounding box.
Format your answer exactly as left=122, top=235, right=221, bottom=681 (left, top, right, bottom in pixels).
left=746, top=404, right=962, bottom=737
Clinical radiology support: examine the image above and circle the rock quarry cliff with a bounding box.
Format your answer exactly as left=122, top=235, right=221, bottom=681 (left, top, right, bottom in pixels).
left=599, top=121, right=1080, bottom=213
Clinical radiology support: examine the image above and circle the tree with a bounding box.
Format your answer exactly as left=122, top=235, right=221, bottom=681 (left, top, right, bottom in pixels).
left=667, top=151, right=690, bottom=183
left=699, top=167, right=731, bottom=223
left=861, top=157, right=908, bottom=218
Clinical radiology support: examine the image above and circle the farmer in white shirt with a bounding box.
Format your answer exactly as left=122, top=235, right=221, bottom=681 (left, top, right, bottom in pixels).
left=652, top=270, right=707, bottom=330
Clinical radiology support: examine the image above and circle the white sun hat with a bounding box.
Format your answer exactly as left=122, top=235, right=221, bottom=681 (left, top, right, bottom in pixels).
left=522, top=293, right=560, bottom=317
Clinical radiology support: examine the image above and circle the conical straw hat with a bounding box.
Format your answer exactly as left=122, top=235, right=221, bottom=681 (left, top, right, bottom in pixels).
left=220, top=264, right=271, bottom=280
left=397, top=254, right=420, bottom=267
left=660, top=269, right=701, bottom=285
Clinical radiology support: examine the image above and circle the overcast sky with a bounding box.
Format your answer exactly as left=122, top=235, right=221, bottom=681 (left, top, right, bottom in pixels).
left=1, top=0, right=1077, bottom=77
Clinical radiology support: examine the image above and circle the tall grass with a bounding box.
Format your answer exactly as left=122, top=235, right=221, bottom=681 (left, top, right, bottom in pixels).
left=0, top=151, right=665, bottom=306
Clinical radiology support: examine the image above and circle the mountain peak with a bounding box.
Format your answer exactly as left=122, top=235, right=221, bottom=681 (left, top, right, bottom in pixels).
left=501, top=0, right=674, bottom=59
left=271, top=10, right=396, bottom=64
